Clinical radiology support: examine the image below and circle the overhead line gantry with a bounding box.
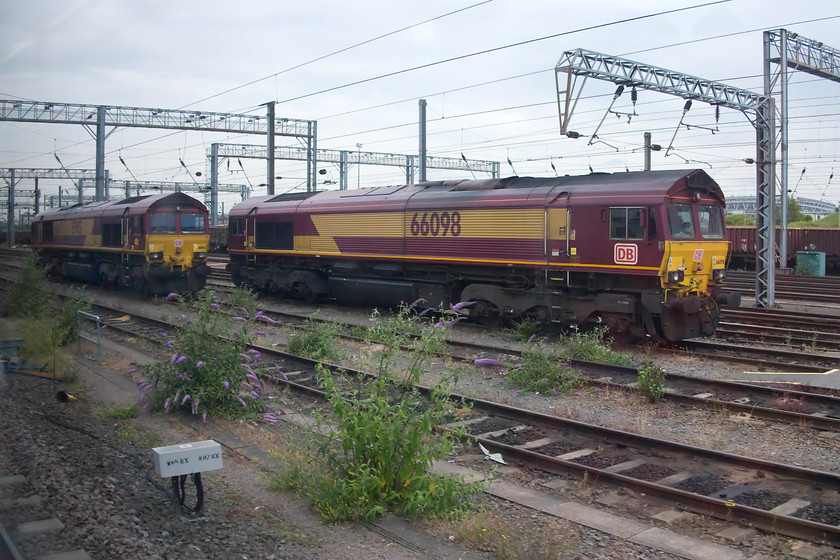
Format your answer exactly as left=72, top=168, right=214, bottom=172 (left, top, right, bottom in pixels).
left=555, top=48, right=776, bottom=307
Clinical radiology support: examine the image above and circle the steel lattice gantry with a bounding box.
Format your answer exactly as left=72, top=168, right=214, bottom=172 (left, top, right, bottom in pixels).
left=1, top=167, right=99, bottom=247
left=555, top=48, right=776, bottom=307
left=207, top=143, right=501, bottom=226
left=0, top=99, right=317, bottom=202
left=764, top=29, right=840, bottom=268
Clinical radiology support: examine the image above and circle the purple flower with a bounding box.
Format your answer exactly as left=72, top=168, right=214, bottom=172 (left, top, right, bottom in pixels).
left=474, top=358, right=504, bottom=367
left=552, top=388, right=557, bottom=394
left=158, top=331, right=167, bottom=337
left=254, top=331, right=266, bottom=336
left=196, top=361, right=204, bottom=368
left=447, top=317, right=464, bottom=326
left=575, top=392, right=583, bottom=397
left=250, top=391, right=261, bottom=400
left=164, top=398, right=172, bottom=413
left=128, top=368, right=137, bottom=374
left=409, top=297, right=426, bottom=309
left=246, top=373, right=259, bottom=384
left=235, top=306, right=249, bottom=315
left=175, top=355, right=187, bottom=364
left=166, top=340, right=175, bottom=347
left=242, top=382, right=253, bottom=390
left=233, top=316, right=247, bottom=322
left=211, top=303, right=221, bottom=309
left=169, top=353, right=179, bottom=364
left=542, top=337, right=549, bottom=343
left=129, top=361, right=137, bottom=366
left=515, top=390, right=521, bottom=394
left=528, top=334, right=536, bottom=342
left=248, top=349, right=261, bottom=357
left=174, top=389, right=182, bottom=401
left=237, top=397, right=247, bottom=407
left=240, top=353, right=253, bottom=362
left=450, top=301, right=475, bottom=311
left=542, top=378, right=548, bottom=383
left=434, top=321, right=445, bottom=328
left=181, top=394, right=191, bottom=405
left=223, top=381, right=229, bottom=390
left=418, top=309, right=430, bottom=317
left=164, top=292, right=179, bottom=301
left=255, top=315, right=278, bottom=325
left=596, top=388, right=606, bottom=393
left=256, top=310, right=264, bottom=316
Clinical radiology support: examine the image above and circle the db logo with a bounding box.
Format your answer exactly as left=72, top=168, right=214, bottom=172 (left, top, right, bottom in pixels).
left=174, top=239, right=184, bottom=247
left=693, top=249, right=704, bottom=261
left=614, top=243, right=638, bottom=265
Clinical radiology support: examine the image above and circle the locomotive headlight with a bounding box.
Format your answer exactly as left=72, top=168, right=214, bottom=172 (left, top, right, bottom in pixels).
left=712, top=268, right=726, bottom=280
left=667, top=270, right=684, bottom=283
left=195, top=252, right=206, bottom=259
left=149, top=251, right=164, bottom=261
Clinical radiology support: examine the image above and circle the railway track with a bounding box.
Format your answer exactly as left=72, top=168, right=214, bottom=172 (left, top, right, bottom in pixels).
left=723, top=270, right=840, bottom=305
left=67, top=295, right=840, bottom=547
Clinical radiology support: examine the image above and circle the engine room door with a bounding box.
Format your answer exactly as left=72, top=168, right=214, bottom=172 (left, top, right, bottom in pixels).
left=545, top=208, right=570, bottom=267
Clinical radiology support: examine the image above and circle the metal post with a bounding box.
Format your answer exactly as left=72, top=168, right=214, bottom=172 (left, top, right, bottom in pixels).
left=77, top=311, right=102, bottom=357
left=34, top=177, right=40, bottom=216
left=7, top=169, right=14, bottom=247
left=419, top=99, right=427, bottom=182
left=339, top=150, right=348, bottom=191
left=95, top=106, right=106, bottom=202
left=779, top=30, right=790, bottom=268
left=210, top=143, right=219, bottom=226
left=644, top=132, right=652, bottom=171
left=77, top=179, right=84, bottom=205
left=266, top=102, right=275, bottom=196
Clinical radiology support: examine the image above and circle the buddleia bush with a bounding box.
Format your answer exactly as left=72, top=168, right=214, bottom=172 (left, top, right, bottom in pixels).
left=138, top=293, right=282, bottom=424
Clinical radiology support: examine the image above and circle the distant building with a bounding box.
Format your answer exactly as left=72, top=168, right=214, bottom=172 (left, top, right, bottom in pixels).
left=725, top=196, right=838, bottom=221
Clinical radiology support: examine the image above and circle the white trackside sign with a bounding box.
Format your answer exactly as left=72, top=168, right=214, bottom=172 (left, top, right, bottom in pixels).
left=152, top=440, right=223, bottom=478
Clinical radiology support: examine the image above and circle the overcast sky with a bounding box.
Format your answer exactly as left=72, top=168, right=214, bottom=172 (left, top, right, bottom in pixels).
left=1, top=0, right=839, bottom=214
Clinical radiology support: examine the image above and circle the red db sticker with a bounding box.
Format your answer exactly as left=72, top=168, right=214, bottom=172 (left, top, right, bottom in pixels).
left=174, top=239, right=184, bottom=248
left=614, top=244, right=638, bottom=265
left=693, top=249, right=704, bottom=261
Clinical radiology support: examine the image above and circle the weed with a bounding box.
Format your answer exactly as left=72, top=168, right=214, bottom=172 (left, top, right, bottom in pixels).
left=558, top=325, right=635, bottom=367
left=98, top=404, right=138, bottom=420
left=285, top=312, right=344, bottom=362
left=227, top=285, right=259, bottom=314
left=287, top=307, right=483, bottom=523
left=507, top=318, right=542, bottom=343
left=1, top=256, right=49, bottom=318
left=507, top=342, right=582, bottom=395
left=636, top=361, right=667, bottom=402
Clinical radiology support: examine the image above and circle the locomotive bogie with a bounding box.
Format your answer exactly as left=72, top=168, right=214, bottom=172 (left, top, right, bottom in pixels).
left=31, top=192, right=210, bottom=295
left=228, top=170, right=739, bottom=342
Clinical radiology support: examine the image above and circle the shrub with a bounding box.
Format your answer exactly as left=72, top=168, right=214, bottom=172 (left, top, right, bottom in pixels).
left=288, top=307, right=483, bottom=523
left=2, top=256, right=49, bottom=318
left=507, top=318, right=542, bottom=343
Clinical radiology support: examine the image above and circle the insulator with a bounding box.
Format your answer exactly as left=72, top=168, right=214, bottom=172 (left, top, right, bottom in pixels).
left=683, top=100, right=692, bottom=112
left=715, top=104, right=720, bottom=123
left=614, top=85, right=624, bottom=98
left=566, top=131, right=581, bottom=139
left=631, top=87, right=638, bottom=105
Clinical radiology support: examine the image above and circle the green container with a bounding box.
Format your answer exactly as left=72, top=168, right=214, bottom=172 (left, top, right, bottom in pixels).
left=796, top=251, right=825, bottom=276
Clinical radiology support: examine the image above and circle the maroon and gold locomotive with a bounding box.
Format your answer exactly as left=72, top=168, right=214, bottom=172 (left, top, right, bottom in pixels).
left=228, top=169, right=740, bottom=341
left=31, top=192, right=210, bottom=295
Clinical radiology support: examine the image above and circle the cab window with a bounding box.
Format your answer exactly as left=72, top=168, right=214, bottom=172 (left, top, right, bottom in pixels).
left=230, top=217, right=244, bottom=236
left=180, top=213, right=206, bottom=233
left=609, top=207, right=645, bottom=240
left=149, top=212, right=176, bottom=234
left=698, top=205, right=724, bottom=239
left=667, top=204, right=695, bottom=239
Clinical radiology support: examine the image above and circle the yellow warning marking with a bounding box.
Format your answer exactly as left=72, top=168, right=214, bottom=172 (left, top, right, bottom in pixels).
left=109, top=315, right=132, bottom=322
left=739, top=369, right=838, bottom=376
left=12, top=369, right=63, bottom=380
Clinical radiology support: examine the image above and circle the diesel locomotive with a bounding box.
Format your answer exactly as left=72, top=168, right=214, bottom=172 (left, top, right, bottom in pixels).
left=227, top=169, right=740, bottom=341
left=31, top=192, right=210, bottom=295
